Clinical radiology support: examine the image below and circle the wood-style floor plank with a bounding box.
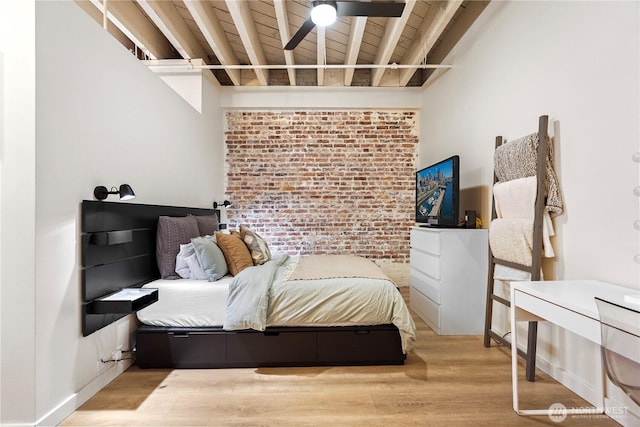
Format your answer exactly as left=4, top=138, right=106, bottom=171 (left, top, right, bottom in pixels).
left=62, top=289, right=618, bottom=426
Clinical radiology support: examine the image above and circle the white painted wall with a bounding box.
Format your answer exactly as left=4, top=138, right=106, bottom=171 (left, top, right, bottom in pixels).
left=3, top=1, right=223, bottom=425
left=0, top=0, right=37, bottom=425
left=421, top=0, right=639, bottom=421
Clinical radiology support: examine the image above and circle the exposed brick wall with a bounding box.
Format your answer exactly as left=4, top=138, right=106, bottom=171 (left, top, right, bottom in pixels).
left=224, top=110, right=418, bottom=263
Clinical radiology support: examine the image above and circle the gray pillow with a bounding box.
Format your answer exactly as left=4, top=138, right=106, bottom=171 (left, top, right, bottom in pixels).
left=156, top=215, right=200, bottom=279
left=191, top=235, right=228, bottom=281
left=190, top=214, right=219, bottom=236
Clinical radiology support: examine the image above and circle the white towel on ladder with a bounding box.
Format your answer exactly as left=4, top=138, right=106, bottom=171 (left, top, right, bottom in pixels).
left=492, top=176, right=555, bottom=258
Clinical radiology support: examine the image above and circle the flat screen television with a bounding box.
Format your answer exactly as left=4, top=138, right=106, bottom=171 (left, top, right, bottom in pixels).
left=415, top=155, right=460, bottom=227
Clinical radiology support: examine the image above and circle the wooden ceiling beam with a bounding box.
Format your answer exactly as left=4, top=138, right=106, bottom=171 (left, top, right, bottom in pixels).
left=75, top=1, right=135, bottom=53
left=370, top=0, right=416, bottom=87
left=344, top=16, right=367, bottom=86
left=398, top=0, right=463, bottom=86
left=183, top=0, right=241, bottom=86
left=273, top=0, right=297, bottom=86
left=225, top=0, right=269, bottom=86
left=422, top=1, right=490, bottom=86
left=82, top=0, right=175, bottom=59
left=136, top=0, right=208, bottom=60
left=317, top=25, right=326, bottom=86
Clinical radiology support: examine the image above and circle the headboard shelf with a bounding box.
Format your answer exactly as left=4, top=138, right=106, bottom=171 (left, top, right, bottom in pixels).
left=88, top=230, right=133, bottom=246
left=87, top=288, right=158, bottom=315
left=81, top=200, right=218, bottom=336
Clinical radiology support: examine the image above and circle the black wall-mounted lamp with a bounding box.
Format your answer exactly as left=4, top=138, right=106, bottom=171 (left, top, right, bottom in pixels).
left=94, top=184, right=136, bottom=201
left=213, top=200, right=231, bottom=209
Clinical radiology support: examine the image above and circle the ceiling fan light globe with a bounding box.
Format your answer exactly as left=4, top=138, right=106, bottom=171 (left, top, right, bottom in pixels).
left=311, top=2, right=337, bottom=26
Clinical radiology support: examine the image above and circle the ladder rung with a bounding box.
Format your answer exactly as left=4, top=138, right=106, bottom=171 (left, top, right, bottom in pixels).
left=491, top=294, right=510, bottom=307
left=492, top=257, right=533, bottom=272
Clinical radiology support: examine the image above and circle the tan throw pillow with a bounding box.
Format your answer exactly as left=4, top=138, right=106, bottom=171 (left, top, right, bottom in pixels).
left=215, top=232, right=253, bottom=276
left=239, top=226, right=271, bottom=265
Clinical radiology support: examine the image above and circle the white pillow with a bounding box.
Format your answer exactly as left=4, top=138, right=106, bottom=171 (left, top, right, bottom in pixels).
left=175, top=243, right=207, bottom=280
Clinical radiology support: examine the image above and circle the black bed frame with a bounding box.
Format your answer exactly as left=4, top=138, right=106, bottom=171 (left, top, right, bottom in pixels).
left=81, top=200, right=406, bottom=368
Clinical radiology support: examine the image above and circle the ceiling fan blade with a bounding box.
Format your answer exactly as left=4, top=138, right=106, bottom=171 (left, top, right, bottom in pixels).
left=284, top=18, right=316, bottom=50
left=336, top=1, right=405, bottom=17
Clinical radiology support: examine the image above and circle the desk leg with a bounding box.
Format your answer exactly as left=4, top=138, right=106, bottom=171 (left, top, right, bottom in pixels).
left=511, top=292, right=564, bottom=415
left=511, top=288, right=521, bottom=413
left=526, top=321, right=538, bottom=381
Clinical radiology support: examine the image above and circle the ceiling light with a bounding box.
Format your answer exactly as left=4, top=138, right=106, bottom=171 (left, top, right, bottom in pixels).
left=311, top=1, right=337, bottom=26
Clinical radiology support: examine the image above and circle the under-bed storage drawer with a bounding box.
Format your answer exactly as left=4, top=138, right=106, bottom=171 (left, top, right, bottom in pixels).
left=136, top=325, right=406, bottom=368
left=317, top=326, right=403, bottom=365
left=136, top=327, right=226, bottom=368
left=226, top=330, right=316, bottom=366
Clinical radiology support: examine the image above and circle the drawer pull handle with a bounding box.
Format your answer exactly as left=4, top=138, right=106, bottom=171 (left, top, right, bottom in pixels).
left=355, top=330, right=370, bottom=335
left=171, top=333, right=190, bottom=338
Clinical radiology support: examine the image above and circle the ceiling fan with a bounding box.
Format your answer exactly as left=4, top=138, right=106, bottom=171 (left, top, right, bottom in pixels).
left=284, top=0, right=406, bottom=51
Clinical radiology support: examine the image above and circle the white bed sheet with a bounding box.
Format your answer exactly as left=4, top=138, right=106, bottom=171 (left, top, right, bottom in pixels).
left=137, top=277, right=232, bottom=327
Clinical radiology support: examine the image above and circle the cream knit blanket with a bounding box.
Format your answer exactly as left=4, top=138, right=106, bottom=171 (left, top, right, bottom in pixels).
left=494, top=132, right=564, bottom=217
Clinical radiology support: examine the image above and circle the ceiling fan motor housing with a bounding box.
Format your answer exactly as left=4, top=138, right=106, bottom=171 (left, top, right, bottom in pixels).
left=311, top=1, right=338, bottom=26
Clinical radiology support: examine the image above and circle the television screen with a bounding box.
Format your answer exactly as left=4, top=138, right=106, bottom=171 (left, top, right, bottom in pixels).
left=415, top=155, right=460, bottom=227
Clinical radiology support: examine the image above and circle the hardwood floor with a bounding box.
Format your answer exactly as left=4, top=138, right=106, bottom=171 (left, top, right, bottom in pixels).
left=62, top=289, right=618, bottom=426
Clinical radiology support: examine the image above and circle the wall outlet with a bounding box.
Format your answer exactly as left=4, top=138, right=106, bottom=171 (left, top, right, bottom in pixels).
left=96, top=358, right=110, bottom=374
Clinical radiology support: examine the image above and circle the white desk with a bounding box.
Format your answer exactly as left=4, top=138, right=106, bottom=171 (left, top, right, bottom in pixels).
left=510, top=280, right=639, bottom=416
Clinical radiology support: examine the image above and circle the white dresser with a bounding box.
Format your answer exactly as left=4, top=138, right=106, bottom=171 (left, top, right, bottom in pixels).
left=409, top=227, right=489, bottom=335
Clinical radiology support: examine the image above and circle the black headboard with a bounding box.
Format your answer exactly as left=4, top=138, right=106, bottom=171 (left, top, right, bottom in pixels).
left=81, top=200, right=218, bottom=336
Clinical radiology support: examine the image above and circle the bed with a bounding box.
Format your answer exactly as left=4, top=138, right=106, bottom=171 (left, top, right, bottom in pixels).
left=81, top=200, right=415, bottom=369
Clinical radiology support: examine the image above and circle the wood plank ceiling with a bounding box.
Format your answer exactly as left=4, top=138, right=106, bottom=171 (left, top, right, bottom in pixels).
left=76, top=0, right=489, bottom=87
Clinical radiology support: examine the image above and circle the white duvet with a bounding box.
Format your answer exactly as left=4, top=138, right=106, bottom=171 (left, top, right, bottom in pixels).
left=138, top=278, right=231, bottom=327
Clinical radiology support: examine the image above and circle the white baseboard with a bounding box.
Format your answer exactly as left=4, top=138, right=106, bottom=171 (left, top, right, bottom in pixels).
left=535, top=357, right=601, bottom=406
left=36, top=359, right=133, bottom=427
left=604, top=397, right=640, bottom=427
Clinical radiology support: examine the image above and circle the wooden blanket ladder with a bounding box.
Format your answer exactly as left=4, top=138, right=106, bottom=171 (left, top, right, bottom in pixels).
left=483, top=114, right=550, bottom=382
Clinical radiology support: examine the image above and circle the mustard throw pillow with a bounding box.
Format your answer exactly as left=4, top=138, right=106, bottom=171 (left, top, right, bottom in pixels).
left=215, top=232, right=253, bottom=276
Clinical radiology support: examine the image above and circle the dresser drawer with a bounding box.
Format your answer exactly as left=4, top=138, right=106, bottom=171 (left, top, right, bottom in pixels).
left=410, top=248, right=441, bottom=279
left=410, top=287, right=440, bottom=332
left=410, top=267, right=441, bottom=304
left=410, top=228, right=441, bottom=255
